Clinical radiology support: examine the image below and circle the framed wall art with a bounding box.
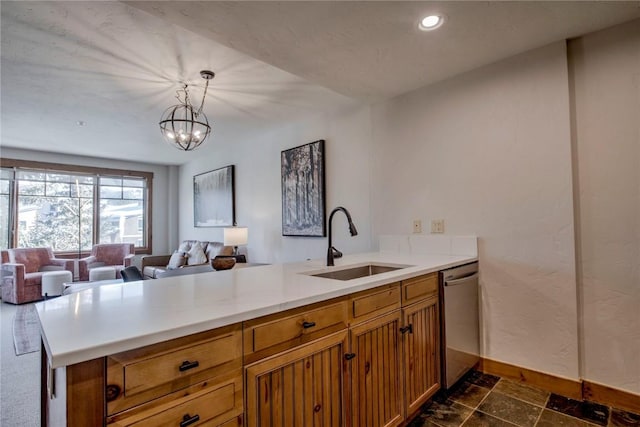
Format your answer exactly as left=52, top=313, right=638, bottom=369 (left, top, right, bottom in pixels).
left=281, top=139, right=326, bottom=237
left=193, top=165, right=235, bottom=227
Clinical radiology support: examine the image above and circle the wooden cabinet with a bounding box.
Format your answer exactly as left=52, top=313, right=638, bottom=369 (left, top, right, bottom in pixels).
left=245, top=330, right=348, bottom=427
left=347, top=311, right=403, bottom=427
left=43, top=325, right=245, bottom=427
left=45, top=271, right=444, bottom=427
left=345, top=273, right=440, bottom=426
left=402, top=295, right=440, bottom=415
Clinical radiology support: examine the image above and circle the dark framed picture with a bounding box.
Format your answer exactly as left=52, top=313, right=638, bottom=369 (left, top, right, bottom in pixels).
left=281, top=140, right=326, bottom=237
left=193, top=165, right=235, bottom=227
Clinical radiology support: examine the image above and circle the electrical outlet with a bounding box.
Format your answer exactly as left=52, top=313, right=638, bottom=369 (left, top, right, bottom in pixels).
left=413, top=220, right=422, bottom=233
left=431, top=219, right=445, bottom=234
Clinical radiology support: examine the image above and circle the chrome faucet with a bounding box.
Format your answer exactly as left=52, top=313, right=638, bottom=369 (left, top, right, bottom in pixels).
left=327, top=206, right=358, bottom=266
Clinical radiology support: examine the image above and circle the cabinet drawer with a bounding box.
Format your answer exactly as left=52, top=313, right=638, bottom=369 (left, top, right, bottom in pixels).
left=250, top=301, right=347, bottom=353
left=125, top=336, right=236, bottom=397
left=218, top=416, right=243, bottom=427
left=402, top=273, right=438, bottom=306
left=349, top=283, right=400, bottom=324
left=108, top=377, right=242, bottom=427
left=108, top=324, right=242, bottom=415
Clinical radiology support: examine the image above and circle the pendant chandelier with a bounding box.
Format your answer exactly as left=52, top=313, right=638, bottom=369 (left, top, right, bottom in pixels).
left=159, top=70, right=215, bottom=151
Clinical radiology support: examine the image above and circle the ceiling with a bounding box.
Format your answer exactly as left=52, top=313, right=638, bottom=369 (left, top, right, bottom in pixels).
left=2, top=1, right=639, bottom=165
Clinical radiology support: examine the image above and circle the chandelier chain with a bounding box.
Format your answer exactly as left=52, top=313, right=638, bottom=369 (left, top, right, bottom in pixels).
left=196, top=78, right=210, bottom=117
left=173, top=79, right=209, bottom=119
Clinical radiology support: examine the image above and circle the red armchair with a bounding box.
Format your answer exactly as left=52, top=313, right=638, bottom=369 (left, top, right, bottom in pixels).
left=78, top=243, right=135, bottom=281
left=1, top=247, right=74, bottom=304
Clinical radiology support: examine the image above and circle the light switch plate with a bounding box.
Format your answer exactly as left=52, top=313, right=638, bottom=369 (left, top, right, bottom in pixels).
left=431, top=219, right=445, bottom=233
left=413, top=220, right=422, bottom=233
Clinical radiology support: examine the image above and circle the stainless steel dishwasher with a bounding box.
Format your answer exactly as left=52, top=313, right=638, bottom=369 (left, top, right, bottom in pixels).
left=439, top=262, right=479, bottom=389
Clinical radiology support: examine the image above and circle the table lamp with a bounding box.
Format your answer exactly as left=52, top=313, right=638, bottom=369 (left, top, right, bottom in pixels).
left=223, top=226, right=248, bottom=256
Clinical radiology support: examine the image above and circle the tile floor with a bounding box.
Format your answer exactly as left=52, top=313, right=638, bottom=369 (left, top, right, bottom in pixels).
left=410, top=371, right=640, bottom=427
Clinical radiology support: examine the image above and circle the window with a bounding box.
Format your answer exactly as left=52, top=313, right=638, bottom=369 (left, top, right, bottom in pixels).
left=0, top=160, right=153, bottom=254
left=98, top=176, right=145, bottom=247
left=16, top=171, right=94, bottom=252
left=0, top=169, right=12, bottom=250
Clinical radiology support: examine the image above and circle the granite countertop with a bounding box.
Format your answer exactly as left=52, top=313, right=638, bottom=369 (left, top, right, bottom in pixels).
left=36, top=251, right=477, bottom=368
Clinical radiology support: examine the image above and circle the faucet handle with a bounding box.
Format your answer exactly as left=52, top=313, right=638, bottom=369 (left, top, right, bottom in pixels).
left=331, top=246, right=343, bottom=258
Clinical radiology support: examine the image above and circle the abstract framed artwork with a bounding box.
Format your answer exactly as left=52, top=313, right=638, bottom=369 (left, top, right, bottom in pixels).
left=281, top=139, right=326, bottom=237
left=193, top=165, right=235, bottom=227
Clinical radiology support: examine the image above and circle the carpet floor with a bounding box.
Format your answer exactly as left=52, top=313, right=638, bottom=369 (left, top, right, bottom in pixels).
left=1, top=301, right=40, bottom=427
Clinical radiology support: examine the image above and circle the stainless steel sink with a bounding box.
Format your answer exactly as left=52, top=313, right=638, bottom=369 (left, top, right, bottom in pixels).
left=309, top=263, right=410, bottom=281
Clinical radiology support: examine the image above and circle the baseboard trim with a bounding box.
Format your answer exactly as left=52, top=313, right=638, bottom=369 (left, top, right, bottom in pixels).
left=479, top=358, right=583, bottom=400
left=583, top=380, right=640, bottom=414
left=479, top=358, right=640, bottom=414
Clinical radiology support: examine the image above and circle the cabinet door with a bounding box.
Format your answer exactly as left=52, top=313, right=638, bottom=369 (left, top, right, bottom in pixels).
left=245, top=330, right=348, bottom=427
left=348, top=310, right=403, bottom=427
left=402, top=296, right=440, bottom=416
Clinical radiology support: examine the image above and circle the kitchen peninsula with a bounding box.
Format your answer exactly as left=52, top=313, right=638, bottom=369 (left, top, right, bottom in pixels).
left=38, top=251, right=477, bottom=426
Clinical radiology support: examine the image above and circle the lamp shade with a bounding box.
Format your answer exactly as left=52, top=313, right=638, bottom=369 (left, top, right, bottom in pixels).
left=224, top=227, right=248, bottom=247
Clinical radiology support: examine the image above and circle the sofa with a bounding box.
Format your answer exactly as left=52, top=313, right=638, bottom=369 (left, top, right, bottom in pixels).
left=141, top=240, right=234, bottom=279
left=1, top=247, right=74, bottom=304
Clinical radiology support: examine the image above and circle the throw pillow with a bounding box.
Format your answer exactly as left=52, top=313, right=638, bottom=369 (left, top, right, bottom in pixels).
left=187, top=242, right=207, bottom=266
left=167, top=251, right=187, bottom=270
left=178, top=241, right=192, bottom=253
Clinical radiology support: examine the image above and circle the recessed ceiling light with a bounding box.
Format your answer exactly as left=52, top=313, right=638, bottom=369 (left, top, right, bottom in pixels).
left=76, top=120, right=86, bottom=126
left=419, top=14, right=445, bottom=31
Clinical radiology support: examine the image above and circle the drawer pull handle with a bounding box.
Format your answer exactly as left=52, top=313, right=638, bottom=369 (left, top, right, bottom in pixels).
left=180, top=413, right=200, bottom=427
left=302, top=321, right=316, bottom=329
left=400, top=324, right=413, bottom=334
left=105, top=384, right=121, bottom=402
left=179, top=360, right=200, bottom=372
left=344, top=353, right=356, bottom=360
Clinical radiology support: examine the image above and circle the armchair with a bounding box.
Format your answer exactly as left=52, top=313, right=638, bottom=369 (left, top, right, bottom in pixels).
left=78, top=243, right=135, bottom=281
left=1, top=247, right=74, bottom=304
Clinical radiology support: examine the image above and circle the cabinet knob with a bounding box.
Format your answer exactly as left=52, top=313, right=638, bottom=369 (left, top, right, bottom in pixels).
left=344, top=353, right=356, bottom=360
left=400, top=324, right=413, bottom=334
left=302, top=321, right=316, bottom=329
left=180, top=414, right=200, bottom=427
left=179, top=360, right=200, bottom=372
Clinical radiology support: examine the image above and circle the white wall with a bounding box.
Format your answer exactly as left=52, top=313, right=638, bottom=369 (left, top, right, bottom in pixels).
left=570, top=20, right=640, bottom=394
left=370, top=42, right=580, bottom=379
left=178, top=105, right=373, bottom=264
left=201, top=23, right=638, bottom=394
left=0, top=147, right=177, bottom=256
